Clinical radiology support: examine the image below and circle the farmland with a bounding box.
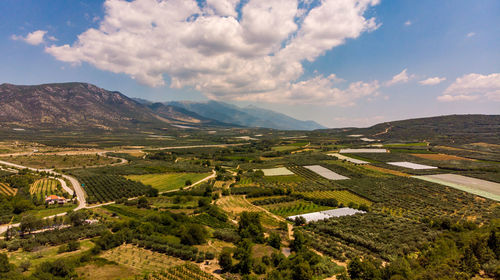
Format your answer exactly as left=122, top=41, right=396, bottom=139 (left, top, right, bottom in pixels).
left=78, top=175, right=154, bottom=203
left=261, top=167, right=294, bottom=176
left=296, top=190, right=372, bottom=207
left=0, top=115, right=498, bottom=280
left=147, top=263, right=217, bottom=280
left=387, top=161, right=437, bottom=170
left=101, top=244, right=184, bottom=273
left=126, top=172, right=211, bottom=192
left=304, top=165, right=349, bottom=180
left=0, top=182, right=16, bottom=196
left=414, top=174, right=500, bottom=201
left=2, top=154, right=119, bottom=169
left=263, top=199, right=333, bottom=217
left=30, top=178, right=63, bottom=200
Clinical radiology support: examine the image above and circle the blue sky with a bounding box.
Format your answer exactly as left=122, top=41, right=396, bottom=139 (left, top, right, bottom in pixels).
left=1, top=0, right=499, bottom=127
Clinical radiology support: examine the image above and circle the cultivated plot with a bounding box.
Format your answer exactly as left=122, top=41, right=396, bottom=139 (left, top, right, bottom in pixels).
left=328, top=153, right=369, bottom=164
left=339, top=148, right=388, bottom=153
left=413, top=174, right=500, bottom=201
left=288, top=207, right=365, bottom=223
left=126, top=172, right=211, bottom=192
left=304, top=165, right=349, bottom=180
left=388, top=162, right=438, bottom=170
left=261, top=167, right=294, bottom=176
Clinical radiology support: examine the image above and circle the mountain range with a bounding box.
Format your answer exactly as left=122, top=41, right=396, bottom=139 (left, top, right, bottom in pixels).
left=0, top=82, right=325, bottom=131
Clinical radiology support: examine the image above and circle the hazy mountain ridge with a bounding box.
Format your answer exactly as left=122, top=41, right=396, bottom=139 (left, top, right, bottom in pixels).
left=166, top=100, right=326, bottom=130
left=0, top=83, right=323, bottom=131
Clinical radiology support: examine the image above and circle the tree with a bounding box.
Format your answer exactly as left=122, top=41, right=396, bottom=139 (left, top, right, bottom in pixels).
left=291, top=230, right=306, bottom=252
left=68, top=210, right=89, bottom=226
left=238, top=212, right=264, bottom=243
left=488, top=230, right=499, bottom=257
left=137, top=197, right=150, bottom=209
left=294, top=216, right=306, bottom=226
left=0, top=253, right=10, bottom=273
left=219, top=248, right=233, bottom=272
left=20, top=214, right=43, bottom=235
left=293, top=257, right=313, bottom=280
left=460, top=246, right=480, bottom=276
left=180, top=224, right=207, bottom=245
left=234, top=239, right=253, bottom=275
left=268, top=232, right=281, bottom=249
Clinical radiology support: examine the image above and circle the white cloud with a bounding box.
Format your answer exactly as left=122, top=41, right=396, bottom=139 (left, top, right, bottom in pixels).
left=44, top=0, right=380, bottom=105
left=438, top=73, right=500, bottom=102
left=225, top=74, right=380, bottom=106
left=404, top=20, right=411, bottom=26
left=466, top=32, right=475, bottom=38
left=385, top=68, right=412, bottom=86
left=419, top=76, right=446, bottom=86
left=11, top=30, right=47, bottom=45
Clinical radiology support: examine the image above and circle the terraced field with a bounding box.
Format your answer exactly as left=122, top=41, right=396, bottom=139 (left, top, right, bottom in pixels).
left=126, top=172, right=210, bottom=192
left=296, top=190, right=372, bottom=206
left=0, top=182, right=16, bottom=196
left=30, top=178, right=63, bottom=199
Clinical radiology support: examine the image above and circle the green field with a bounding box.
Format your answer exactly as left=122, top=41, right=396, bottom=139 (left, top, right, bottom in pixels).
left=263, top=200, right=333, bottom=217
left=125, top=172, right=211, bottom=192
left=296, top=190, right=372, bottom=206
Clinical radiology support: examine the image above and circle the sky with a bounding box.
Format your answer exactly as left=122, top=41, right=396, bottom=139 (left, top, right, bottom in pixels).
left=1, top=0, right=499, bottom=128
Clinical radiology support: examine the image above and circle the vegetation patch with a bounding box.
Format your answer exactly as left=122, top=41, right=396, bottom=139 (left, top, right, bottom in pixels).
left=126, top=172, right=211, bottom=192
left=101, top=244, right=184, bottom=273
left=4, top=154, right=118, bottom=169
left=78, top=175, right=155, bottom=204
left=296, top=190, right=372, bottom=207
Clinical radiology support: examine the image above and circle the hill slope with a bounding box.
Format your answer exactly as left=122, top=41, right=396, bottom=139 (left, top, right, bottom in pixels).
left=341, top=114, right=500, bottom=144
left=0, top=83, right=230, bottom=130
left=166, top=100, right=326, bottom=130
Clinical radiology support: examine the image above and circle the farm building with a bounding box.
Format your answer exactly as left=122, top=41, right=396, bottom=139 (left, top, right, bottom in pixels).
left=288, top=207, right=365, bottom=223
left=45, top=195, right=66, bottom=205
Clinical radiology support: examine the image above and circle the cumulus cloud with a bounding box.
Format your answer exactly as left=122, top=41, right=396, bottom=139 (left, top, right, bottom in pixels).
left=226, top=74, right=380, bottom=106
left=11, top=30, right=48, bottom=45
left=438, top=73, right=500, bottom=102
left=419, top=76, right=446, bottom=86
left=404, top=20, right=411, bottom=26
left=385, top=68, right=412, bottom=86
left=43, top=0, right=380, bottom=105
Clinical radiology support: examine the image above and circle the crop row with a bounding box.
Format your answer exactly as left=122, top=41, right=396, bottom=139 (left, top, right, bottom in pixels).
left=78, top=175, right=153, bottom=204
left=30, top=179, right=62, bottom=199
left=0, top=183, right=16, bottom=196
